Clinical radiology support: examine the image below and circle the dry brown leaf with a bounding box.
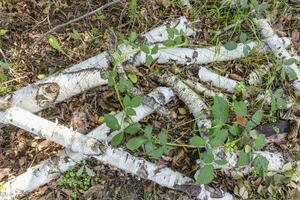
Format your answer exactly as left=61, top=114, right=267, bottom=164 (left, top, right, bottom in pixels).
left=37, top=140, right=52, bottom=151
left=235, top=116, right=248, bottom=127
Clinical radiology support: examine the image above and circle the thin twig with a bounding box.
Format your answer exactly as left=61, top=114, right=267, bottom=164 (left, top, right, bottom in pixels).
left=32, top=0, right=121, bottom=47
left=0, top=47, right=8, bottom=63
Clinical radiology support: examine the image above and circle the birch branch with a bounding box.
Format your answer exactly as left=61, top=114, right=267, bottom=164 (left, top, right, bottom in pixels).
left=198, top=67, right=239, bottom=93
left=184, top=79, right=224, bottom=97
left=200, top=147, right=292, bottom=173
left=0, top=88, right=235, bottom=200
left=131, top=37, right=291, bottom=67
left=157, top=71, right=211, bottom=135
left=254, top=18, right=300, bottom=92
left=1, top=16, right=195, bottom=114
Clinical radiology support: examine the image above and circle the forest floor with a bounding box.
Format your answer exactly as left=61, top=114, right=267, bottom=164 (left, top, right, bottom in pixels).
left=0, top=0, right=300, bottom=199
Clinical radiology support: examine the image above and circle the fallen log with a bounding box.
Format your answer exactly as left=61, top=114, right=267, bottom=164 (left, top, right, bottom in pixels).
left=0, top=88, right=235, bottom=200
left=1, top=16, right=195, bottom=114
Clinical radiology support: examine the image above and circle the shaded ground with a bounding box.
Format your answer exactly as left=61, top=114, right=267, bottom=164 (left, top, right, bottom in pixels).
left=0, top=0, right=300, bottom=199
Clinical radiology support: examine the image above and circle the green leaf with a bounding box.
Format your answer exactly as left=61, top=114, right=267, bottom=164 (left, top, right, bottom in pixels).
left=254, top=134, right=266, bottom=150
left=174, top=36, right=183, bottom=45
left=0, top=29, right=8, bottom=36
left=252, top=109, right=263, bottom=124
left=151, top=45, right=159, bottom=54
left=123, top=95, right=131, bottom=107
left=48, top=36, right=63, bottom=52
left=287, top=67, right=297, bottom=81
left=224, top=41, right=238, bottom=50
left=276, top=98, right=287, bottom=110
left=240, top=32, right=248, bottom=43
left=37, top=74, right=46, bottom=80
left=196, top=165, right=214, bottom=185
left=215, top=159, right=228, bottom=165
left=209, top=129, right=228, bottom=148
left=189, top=136, right=205, bottom=147
left=118, top=78, right=133, bottom=92
left=233, top=101, right=247, bottom=117
left=284, top=58, right=297, bottom=65
left=68, top=30, right=81, bottom=40
left=253, top=155, right=269, bottom=178
left=229, top=124, right=242, bottom=136
left=200, top=150, right=214, bottom=164
left=128, top=73, right=138, bottom=83
left=158, top=132, right=168, bottom=145
left=0, top=73, right=7, bottom=81
left=243, top=45, right=251, bottom=56
left=140, top=44, right=150, bottom=54
left=237, top=151, right=251, bottom=166
left=76, top=165, right=84, bottom=177
left=167, top=28, right=175, bottom=39
left=274, top=88, right=284, bottom=98
left=145, top=141, right=155, bottom=154
left=129, top=31, right=137, bottom=43
left=124, top=122, right=141, bottom=134
left=163, top=40, right=174, bottom=47
left=111, top=132, right=124, bottom=146
left=104, top=114, right=120, bottom=130
left=149, top=147, right=164, bottom=158
left=0, top=61, right=9, bottom=69
left=146, top=55, right=153, bottom=65
left=144, top=125, right=153, bottom=139
left=127, top=136, right=147, bottom=150
left=131, top=96, right=143, bottom=107
left=245, top=109, right=263, bottom=131
left=126, top=107, right=136, bottom=116
left=212, top=96, right=229, bottom=125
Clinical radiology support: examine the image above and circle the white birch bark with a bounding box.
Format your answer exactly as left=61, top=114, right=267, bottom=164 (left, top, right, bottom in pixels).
left=0, top=35, right=289, bottom=115
left=132, top=37, right=291, bottom=67
left=184, top=79, right=224, bottom=97
left=0, top=88, right=235, bottom=200
left=198, top=67, right=239, bottom=93
left=254, top=18, right=300, bottom=92
left=203, top=148, right=292, bottom=173
left=0, top=100, right=102, bottom=156
left=1, top=16, right=195, bottom=114
left=157, top=71, right=211, bottom=134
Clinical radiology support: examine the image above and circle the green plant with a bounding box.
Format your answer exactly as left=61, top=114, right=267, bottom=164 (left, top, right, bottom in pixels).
left=48, top=36, right=64, bottom=53
left=128, top=0, right=140, bottom=26
left=59, top=162, right=95, bottom=198
left=0, top=60, right=9, bottom=81
left=104, top=27, right=189, bottom=147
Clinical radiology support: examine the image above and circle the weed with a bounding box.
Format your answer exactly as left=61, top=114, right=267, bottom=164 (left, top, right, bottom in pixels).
left=59, top=163, right=95, bottom=199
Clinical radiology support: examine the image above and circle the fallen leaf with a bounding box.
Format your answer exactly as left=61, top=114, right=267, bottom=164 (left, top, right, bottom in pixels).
left=235, top=116, right=248, bottom=127
left=178, top=107, right=187, bottom=115
left=37, top=140, right=51, bottom=151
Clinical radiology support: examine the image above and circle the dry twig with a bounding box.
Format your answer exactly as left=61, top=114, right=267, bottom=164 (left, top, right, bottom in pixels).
left=32, top=0, right=121, bottom=46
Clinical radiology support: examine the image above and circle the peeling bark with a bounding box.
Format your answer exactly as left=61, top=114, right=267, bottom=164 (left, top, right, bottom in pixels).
left=254, top=18, right=300, bottom=92
left=184, top=79, right=224, bottom=97
left=0, top=87, right=235, bottom=200
left=157, top=71, right=211, bottom=135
